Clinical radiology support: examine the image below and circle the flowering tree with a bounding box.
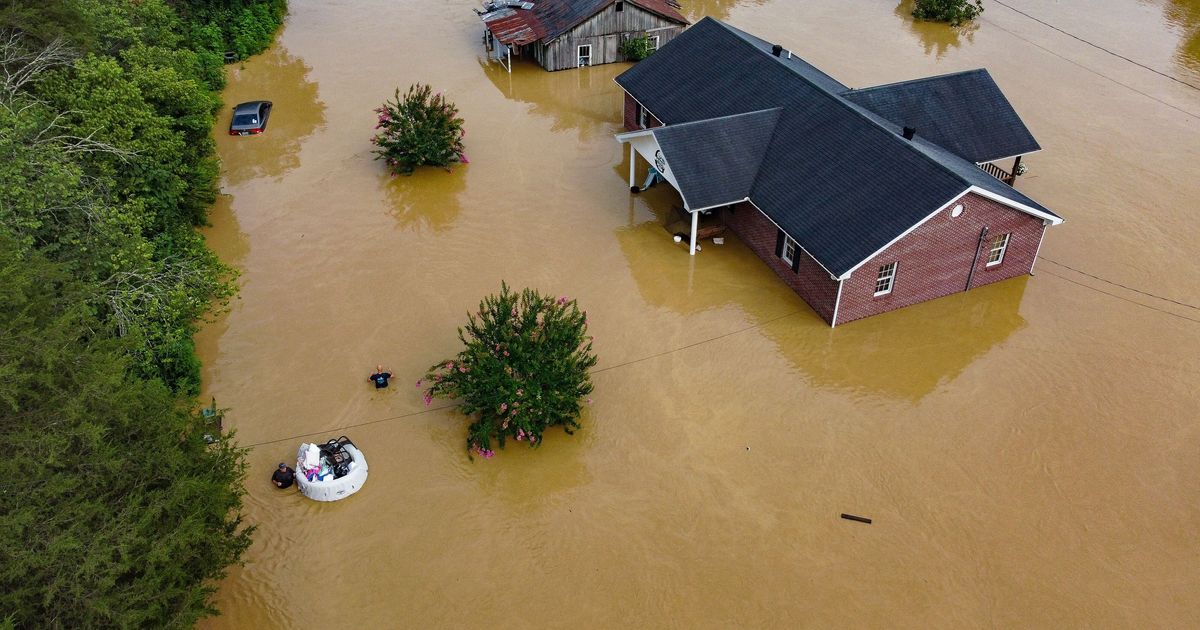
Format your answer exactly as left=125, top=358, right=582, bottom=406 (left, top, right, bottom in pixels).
left=912, top=0, right=984, bottom=26
left=371, top=83, right=466, bottom=175
left=421, top=284, right=597, bottom=458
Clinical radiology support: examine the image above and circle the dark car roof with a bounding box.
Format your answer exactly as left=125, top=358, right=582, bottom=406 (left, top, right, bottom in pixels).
left=233, top=101, right=269, bottom=114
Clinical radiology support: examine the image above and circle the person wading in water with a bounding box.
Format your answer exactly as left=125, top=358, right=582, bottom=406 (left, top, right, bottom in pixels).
left=272, top=463, right=296, bottom=489
left=368, top=365, right=393, bottom=389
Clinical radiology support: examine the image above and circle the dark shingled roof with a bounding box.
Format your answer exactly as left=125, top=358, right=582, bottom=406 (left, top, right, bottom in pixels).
left=652, top=109, right=781, bottom=210
left=842, top=70, right=1041, bottom=164
left=482, top=0, right=687, bottom=46
left=615, top=17, right=1059, bottom=277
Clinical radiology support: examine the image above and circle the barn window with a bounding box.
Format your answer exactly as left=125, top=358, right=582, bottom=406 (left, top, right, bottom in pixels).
left=577, top=44, right=592, bottom=67
left=987, top=233, right=1011, bottom=266
left=649, top=35, right=660, bottom=51
left=874, top=262, right=897, bottom=296
left=781, top=237, right=798, bottom=266
left=616, top=1, right=623, bottom=11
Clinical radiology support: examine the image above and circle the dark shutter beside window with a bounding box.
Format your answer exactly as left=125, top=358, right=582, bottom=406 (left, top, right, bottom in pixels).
left=790, top=247, right=801, bottom=272
left=775, top=229, right=785, bottom=258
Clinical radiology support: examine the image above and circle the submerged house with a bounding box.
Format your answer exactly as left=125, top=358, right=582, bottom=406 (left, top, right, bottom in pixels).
left=615, top=17, right=1063, bottom=327
left=478, top=0, right=688, bottom=72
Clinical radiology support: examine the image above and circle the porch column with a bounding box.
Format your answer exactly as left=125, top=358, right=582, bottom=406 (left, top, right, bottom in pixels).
left=1009, top=155, right=1022, bottom=186
left=689, top=210, right=698, bottom=255
left=628, top=143, right=637, bottom=190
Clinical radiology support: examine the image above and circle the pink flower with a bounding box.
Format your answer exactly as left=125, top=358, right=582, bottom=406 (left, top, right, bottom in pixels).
left=529, top=435, right=537, bottom=444
left=446, top=362, right=454, bottom=370
left=500, top=403, right=508, bottom=412
left=460, top=154, right=470, bottom=164
left=558, top=297, right=567, bottom=305
left=416, top=379, right=423, bottom=388
left=459, top=365, right=467, bottom=373
left=423, top=393, right=433, bottom=406
left=503, top=350, right=509, bottom=357
left=587, top=398, right=593, bottom=405
left=502, top=420, right=509, bottom=429
left=516, top=434, right=524, bottom=441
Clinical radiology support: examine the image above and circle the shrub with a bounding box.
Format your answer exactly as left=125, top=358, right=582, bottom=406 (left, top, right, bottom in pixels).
left=912, top=0, right=984, bottom=26
left=619, top=35, right=655, bottom=61
left=371, top=84, right=467, bottom=176
left=422, top=284, right=597, bottom=458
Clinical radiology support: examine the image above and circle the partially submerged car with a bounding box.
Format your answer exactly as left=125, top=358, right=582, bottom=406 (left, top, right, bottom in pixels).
left=229, top=100, right=272, bottom=135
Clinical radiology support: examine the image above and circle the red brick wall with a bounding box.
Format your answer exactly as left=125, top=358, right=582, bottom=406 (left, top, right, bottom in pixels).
left=834, top=192, right=1047, bottom=325
left=623, top=92, right=662, bottom=131
left=723, top=202, right=840, bottom=323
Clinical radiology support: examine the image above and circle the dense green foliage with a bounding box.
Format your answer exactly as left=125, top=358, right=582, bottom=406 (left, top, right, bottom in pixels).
left=619, top=35, right=655, bottom=61
left=912, top=0, right=984, bottom=26
left=422, top=284, right=597, bottom=458
left=0, top=0, right=285, bottom=626
left=0, top=243, right=252, bottom=628
left=371, top=84, right=467, bottom=176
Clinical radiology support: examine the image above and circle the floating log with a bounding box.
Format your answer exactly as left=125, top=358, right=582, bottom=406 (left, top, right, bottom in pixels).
left=841, top=513, right=872, bottom=524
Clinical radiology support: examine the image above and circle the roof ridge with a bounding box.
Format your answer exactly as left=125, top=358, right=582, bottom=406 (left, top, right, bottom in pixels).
left=842, top=68, right=990, bottom=94
left=702, top=20, right=975, bottom=197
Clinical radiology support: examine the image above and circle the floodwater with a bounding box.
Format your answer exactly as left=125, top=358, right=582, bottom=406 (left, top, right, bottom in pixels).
left=197, top=0, right=1200, bottom=627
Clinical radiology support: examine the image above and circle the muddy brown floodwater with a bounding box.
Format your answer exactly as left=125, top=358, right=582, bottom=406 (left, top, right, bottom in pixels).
left=196, top=0, right=1200, bottom=627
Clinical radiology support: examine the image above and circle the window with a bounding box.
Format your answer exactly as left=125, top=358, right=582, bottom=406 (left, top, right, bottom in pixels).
left=781, top=237, right=797, bottom=266
left=577, top=44, right=592, bottom=67
left=615, top=1, right=623, bottom=11
left=987, top=233, right=1011, bottom=266
left=875, top=262, right=897, bottom=296
left=637, top=104, right=649, bottom=129
left=649, top=35, right=660, bottom=51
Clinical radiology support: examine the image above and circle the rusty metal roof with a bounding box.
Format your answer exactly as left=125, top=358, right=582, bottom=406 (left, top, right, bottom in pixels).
left=481, top=0, right=687, bottom=46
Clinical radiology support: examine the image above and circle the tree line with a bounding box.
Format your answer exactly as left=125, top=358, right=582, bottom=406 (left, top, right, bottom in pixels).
left=0, top=1, right=285, bottom=627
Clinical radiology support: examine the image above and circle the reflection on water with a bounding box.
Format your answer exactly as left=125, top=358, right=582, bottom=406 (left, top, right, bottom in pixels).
left=478, top=58, right=624, bottom=139
left=1164, top=0, right=1200, bottom=79
left=684, top=0, right=768, bottom=22
left=382, top=167, right=466, bottom=233
left=217, top=40, right=326, bottom=186
left=895, top=0, right=978, bottom=58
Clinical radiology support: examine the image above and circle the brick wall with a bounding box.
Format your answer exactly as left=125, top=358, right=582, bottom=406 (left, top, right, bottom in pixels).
left=723, top=202, right=840, bottom=323
left=834, top=192, right=1047, bottom=325
left=622, top=92, right=663, bottom=131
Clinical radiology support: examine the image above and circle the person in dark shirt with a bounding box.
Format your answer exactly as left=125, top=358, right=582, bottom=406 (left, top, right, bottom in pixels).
left=272, top=463, right=295, bottom=489
left=368, top=365, right=392, bottom=389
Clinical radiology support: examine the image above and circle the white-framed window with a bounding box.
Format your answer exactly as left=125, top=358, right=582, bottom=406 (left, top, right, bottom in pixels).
left=875, top=262, right=897, bottom=296
left=637, top=104, right=649, bottom=129
left=781, top=236, right=798, bottom=266
left=577, top=44, right=592, bottom=67
left=649, top=35, right=660, bottom=51
left=987, top=233, right=1011, bottom=266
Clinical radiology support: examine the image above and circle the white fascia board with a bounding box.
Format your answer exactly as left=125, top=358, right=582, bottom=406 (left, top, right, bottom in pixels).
left=975, top=148, right=1043, bottom=165
left=837, top=188, right=971, bottom=280
left=968, top=185, right=1064, bottom=225
left=687, top=197, right=750, bottom=214
left=615, top=129, right=655, bottom=142
left=744, top=198, right=840, bottom=280
left=830, top=278, right=843, bottom=328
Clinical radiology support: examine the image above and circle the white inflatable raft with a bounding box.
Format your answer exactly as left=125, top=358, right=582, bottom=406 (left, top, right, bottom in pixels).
left=295, top=436, right=368, bottom=502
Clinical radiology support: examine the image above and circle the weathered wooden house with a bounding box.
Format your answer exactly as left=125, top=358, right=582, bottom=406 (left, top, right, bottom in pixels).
left=615, top=18, right=1063, bottom=326
left=478, top=0, right=688, bottom=72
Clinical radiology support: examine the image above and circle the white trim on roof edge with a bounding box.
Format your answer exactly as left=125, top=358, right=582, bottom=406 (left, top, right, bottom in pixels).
left=976, top=149, right=1042, bottom=165
left=744, top=199, right=840, bottom=279
left=836, top=186, right=1063, bottom=280
left=831, top=278, right=843, bottom=328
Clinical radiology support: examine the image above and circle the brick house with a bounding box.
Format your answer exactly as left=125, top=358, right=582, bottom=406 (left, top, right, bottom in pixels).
left=478, top=0, right=688, bottom=72
left=614, top=18, right=1063, bottom=326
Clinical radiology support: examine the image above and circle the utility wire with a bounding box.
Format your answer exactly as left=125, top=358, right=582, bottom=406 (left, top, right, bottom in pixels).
left=1038, top=256, right=1200, bottom=311
left=991, top=0, right=1200, bottom=92
left=1039, top=268, right=1200, bottom=324
left=980, top=14, right=1200, bottom=121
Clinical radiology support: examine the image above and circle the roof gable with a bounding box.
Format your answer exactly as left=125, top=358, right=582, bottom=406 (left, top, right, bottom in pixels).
left=842, top=70, right=1041, bottom=163
left=615, top=17, right=1060, bottom=277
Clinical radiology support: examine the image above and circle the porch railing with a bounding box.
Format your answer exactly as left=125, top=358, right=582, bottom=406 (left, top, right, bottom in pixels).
left=978, top=161, right=1015, bottom=186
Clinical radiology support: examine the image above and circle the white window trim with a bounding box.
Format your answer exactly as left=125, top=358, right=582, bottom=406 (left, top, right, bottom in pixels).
left=577, top=44, right=592, bottom=67
left=637, top=104, right=648, bottom=129
left=649, top=35, right=660, bottom=51
left=874, top=262, right=897, bottom=296
left=987, top=233, right=1011, bottom=267
left=781, top=236, right=797, bottom=266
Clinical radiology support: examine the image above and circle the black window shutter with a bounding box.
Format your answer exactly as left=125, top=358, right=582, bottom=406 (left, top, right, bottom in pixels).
left=775, top=229, right=785, bottom=258
left=791, top=248, right=801, bottom=273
